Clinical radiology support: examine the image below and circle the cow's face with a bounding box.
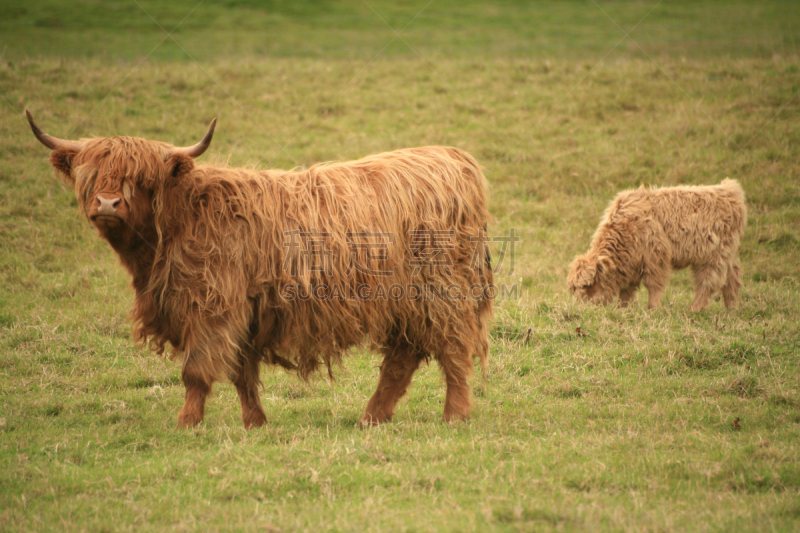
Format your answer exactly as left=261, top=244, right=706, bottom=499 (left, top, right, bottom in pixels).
left=51, top=138, right=169, bottom=249
left=73, top=152, right=156, bottom=245
left=567, top=254, right=615, bottom=305
left=26, top=111, right=215, bottom=250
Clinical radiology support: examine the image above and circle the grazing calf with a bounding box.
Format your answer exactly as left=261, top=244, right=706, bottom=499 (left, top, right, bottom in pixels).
left=567, top=179, right=746, bottom=311
left=26, top=111, right=493, bottom=429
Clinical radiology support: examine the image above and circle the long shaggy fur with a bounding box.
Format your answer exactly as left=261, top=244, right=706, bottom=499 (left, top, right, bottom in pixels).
left=45, top=134, right=493, bottom=428
left=567, top=179, right=746, bottom=311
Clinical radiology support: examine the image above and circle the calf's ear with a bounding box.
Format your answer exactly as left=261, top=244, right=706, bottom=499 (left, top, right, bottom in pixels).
left=577, top=263, right=597, bottom=287
left=596, top=255, right=614, bottom=274
left=165, top=153, right=195, bottom=178
left=49, top=148, right=79, bottom=183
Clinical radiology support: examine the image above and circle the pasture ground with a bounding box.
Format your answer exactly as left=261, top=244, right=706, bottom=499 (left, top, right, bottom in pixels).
left=1, top=1, right=799, bottom=531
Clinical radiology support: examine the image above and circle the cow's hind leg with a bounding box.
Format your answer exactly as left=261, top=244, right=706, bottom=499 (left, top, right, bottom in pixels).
left=361, top=341, right=424, bottom=427
left=177, top=358, right=212, bottom=429
left=690, top=262, right=728, bottom=311
left=233, top=350, right=267, bottom=429
left=722, top=259, right=742, bottom=309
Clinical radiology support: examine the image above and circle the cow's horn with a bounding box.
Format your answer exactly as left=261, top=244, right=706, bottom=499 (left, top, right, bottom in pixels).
left=25, top=110, right=86, bottom=152
left=172, top=118, right=216, bottom=158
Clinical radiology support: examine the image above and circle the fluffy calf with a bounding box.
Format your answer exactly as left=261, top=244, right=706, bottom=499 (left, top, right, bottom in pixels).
left=567, top=179, right=746, bottom=311
left=27, top=111, right=493, bottom=429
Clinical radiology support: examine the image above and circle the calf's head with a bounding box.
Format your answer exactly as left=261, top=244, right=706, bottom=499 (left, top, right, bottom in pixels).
left=26, top=111, right=215, bottom=248
left=567, top=253, right=616, bottom=305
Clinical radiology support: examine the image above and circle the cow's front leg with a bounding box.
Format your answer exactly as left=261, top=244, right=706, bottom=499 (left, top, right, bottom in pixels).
left=176, top=309, right=252, bottom=428
left=177, top=361, right=211, bottom=428
left=438, top=345, right=474, bottom=423
left=233, top=352, right=267, bottom=429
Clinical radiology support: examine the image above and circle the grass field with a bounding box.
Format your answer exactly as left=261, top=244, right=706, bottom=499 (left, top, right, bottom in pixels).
left=1, top=1, right=800, bottom=531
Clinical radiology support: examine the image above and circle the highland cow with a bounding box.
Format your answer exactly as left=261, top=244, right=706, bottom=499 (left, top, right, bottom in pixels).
left=26, top=111, right=493, bottom=429
left=567, top=180, right=746, bottom=311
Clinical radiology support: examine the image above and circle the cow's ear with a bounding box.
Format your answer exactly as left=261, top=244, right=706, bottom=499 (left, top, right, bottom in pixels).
left=166, top=153, right=195, bottom=179
left=49, top=148, right=78, bottom=183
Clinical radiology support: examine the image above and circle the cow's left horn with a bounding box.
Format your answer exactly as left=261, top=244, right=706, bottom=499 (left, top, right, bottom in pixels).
left=172, top=118, right=216, bottom=159
left=25, top=110, right=86, bottom=152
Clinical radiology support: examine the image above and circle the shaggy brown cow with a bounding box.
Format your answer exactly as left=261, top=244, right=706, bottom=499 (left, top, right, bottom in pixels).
left=27, top=111, right=493, bottom=429
left=567, top=180, right=746, bottom=311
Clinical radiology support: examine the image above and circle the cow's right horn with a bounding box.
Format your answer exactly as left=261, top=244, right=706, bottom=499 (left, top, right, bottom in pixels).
left=25, top=110, right=86, bottom=152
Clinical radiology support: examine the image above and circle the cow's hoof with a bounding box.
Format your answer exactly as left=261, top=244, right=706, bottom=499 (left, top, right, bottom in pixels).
left=243, top=410, right=267, bottom=429
left=442, top=411, right=470, bottom=424
left=176, top=411, right=203, bottom=429
left=358, top=414, right=389, bottom=428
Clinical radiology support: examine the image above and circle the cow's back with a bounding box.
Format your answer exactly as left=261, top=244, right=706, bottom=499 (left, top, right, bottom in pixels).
left=650, top=180, right=746, bottom=268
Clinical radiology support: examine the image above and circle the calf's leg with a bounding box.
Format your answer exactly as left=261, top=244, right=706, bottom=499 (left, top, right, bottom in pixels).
left=690, top=262, right=728, bottom=311
left=361, top=342, right=423, bottom=427
left=617, top=283, right=640, bottom=307
left=722, top=260, right=742, bottom=309
left=643, top=263, right=669, bottom=309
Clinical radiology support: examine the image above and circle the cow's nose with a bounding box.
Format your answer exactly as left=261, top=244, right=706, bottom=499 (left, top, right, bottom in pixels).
left=95, top=195, right=122, bottom=216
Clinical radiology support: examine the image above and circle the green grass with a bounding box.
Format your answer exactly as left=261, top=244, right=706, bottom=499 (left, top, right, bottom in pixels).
left=2, top=0, right=799, bottom=60
left=1, top=1, right=800, bottom=531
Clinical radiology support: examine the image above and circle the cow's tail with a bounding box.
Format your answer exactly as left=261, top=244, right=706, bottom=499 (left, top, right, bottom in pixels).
left=476, top=224, right=493, bottom=374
